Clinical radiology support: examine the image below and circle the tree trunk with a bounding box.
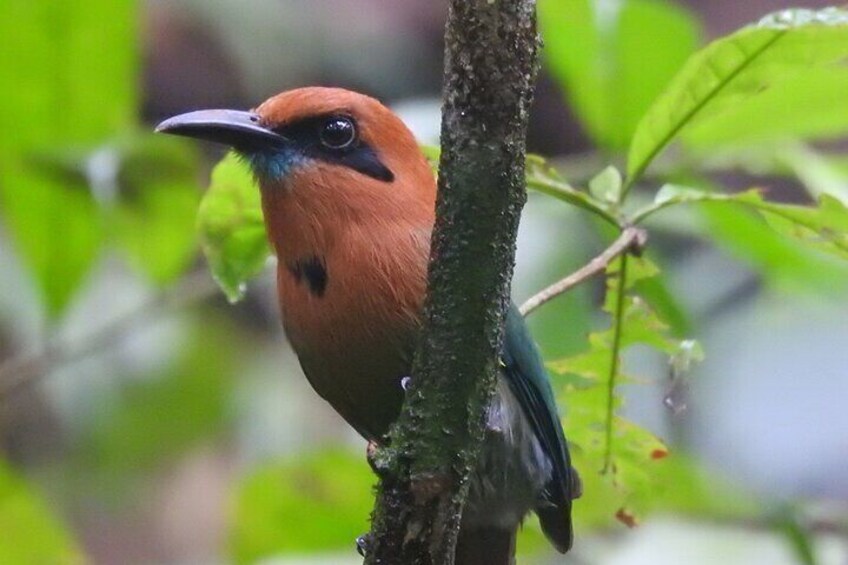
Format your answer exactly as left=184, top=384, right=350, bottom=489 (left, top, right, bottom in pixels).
left=364, top=1, right=540, bottom=564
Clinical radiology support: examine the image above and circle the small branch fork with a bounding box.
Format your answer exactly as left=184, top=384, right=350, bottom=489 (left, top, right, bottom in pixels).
left=520, top=226, right=648, bottom=317
left=0, top=269, right=219, bottom=401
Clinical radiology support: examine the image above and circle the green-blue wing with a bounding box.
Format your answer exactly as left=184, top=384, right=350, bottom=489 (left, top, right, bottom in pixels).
left=502, top=303, right=577, bottom=552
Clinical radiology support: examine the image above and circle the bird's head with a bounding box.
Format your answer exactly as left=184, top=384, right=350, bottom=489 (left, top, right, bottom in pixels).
left=156, top=86, right=434, bottom=202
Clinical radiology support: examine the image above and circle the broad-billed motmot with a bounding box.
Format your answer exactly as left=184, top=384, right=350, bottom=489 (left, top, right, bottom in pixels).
left=157, top=87, right=580, bottom=564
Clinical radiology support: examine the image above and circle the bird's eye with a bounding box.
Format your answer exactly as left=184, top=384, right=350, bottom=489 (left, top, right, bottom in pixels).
left=319, top=117, right=356, bottom=149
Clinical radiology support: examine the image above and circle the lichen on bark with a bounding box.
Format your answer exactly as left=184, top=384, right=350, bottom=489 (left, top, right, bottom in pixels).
left=364, top=1, right=540, bottom=563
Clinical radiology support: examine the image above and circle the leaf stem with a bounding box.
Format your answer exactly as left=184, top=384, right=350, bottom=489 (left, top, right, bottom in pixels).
left=629, top=192, right=735, bottom=224
left=603, top=253, right=629, bottom=473
left=526, top=177, right=623, bottom=228
left=520, top=227, right=646, bottom=316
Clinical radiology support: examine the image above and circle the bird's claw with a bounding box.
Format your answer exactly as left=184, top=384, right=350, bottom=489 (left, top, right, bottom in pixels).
left=366, top=440, right=389, bottom=478
left=356, top=533, right=372, bottom=557
left=366, top=440, right=379, bottom=468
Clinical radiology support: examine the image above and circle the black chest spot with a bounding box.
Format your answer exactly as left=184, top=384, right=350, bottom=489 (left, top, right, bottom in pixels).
left=287, top=255, right=328, bottom=297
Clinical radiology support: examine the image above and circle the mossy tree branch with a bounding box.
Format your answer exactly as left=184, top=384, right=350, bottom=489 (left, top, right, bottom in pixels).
left=364, top=1, right=540, bottom=563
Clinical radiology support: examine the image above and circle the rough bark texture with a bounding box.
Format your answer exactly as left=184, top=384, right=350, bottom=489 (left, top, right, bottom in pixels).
left=364, top=1, right=539, bottom=564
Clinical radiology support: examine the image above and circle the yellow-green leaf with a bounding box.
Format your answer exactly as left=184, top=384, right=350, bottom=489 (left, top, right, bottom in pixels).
left=553, top=255, right=709, bottom=527
left=633, top=184, right=848, bottom=261
left=628, top=7, right=848, bottom=184
left=0, top=461, right=84, bottom=564
left=0, top=0, right=137, bottom=316
left=197, top=153, right=271, bottom=302
left=112, top=135, right=201, bottom=284
left=540, top=0, right=699, bottom=150
left=229, top=450, right=374, bottom=562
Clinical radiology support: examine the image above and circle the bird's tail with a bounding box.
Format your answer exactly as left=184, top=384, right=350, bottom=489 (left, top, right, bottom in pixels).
left=455, top=527, right=517, bottom=565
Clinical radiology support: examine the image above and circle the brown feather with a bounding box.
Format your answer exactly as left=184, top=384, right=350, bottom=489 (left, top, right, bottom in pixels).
left=255, top=88, right=435, bottom=438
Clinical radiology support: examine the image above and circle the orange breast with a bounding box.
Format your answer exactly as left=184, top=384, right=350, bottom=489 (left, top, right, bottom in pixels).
left=277, top=223, right=430, bottom=437
left=261, top=163, right=434, bottom=439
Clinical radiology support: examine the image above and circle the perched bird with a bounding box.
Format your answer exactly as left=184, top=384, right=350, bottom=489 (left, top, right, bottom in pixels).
left=157, top=87, right=579, bottom=563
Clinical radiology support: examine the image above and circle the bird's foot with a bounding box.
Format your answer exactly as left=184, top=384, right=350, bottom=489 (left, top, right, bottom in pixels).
left=366, top=440, right=391, bottom=478
left=355, top=532, right=372, bottom=557
left=400, top=375, right=412, bottom=392
left=366, top=440, right=379, bottom=471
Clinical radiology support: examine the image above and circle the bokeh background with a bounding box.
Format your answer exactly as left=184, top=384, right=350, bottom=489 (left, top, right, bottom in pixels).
left=1, top=0, right=847, bottom=563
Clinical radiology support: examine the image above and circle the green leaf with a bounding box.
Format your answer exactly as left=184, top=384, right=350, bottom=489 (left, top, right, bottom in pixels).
left=197, top=153, right=271, bottom=302
left=549, top=255, right=717, bottom=527
left=631, top=266, right=693, bottom=336
left=567, top=412, right=665, bottom=528
left=701, top=202, right=848, bottom=292
left=540, top=0, right=699, bottom=150
left=631, top=182, right=848, bottom=289
left=749, top=195, right=848, bottom=260
left=568, top=425, right=757, bottom=529
left=551, top=257, right=696, bottom=525
left=633, top=185, right=848, bottom=261
left=627, top=7, right=848, bottom=185
left=550, top=257, right=680, bottom=375
left=0, top=0, right=137, bottom=316
left=229, top=449, right=375, bottom=562
left=685, top=68, right=848, bottom=149
left=525, top=156, right=621, bottom=226
left=0, top=166, right=103, bottom=316
left=589, top=165, right=623, bottom=204
left=0, top=461, right=84, bottom=564
left=111, top=135, right=201, bottom=284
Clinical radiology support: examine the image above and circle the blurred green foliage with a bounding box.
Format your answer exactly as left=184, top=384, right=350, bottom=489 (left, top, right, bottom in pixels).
left=230, top=450, right=374, bottom=561
left=539, top=0, right=700, bottom=150
left=230, top=449, right=555, bottom=563
left=0, top=462, right=84, bottom=564
left=80, top=315, right=245, bottom=480
left=110, top=135, right=201, bottom=285
left=627, top=7, right=848, bottom=183
left=0, top=0, right=200, bottom=317
left=0, top=1, right=137, bottom=316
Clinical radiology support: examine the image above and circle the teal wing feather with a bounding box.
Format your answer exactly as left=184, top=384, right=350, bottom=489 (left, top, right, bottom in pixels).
left=502, top=303, right=578, bottom=553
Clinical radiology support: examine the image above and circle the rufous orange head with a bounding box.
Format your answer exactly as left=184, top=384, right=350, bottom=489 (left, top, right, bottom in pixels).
left=156, top=87, right=435, bottom=237
left=157, top=87, right=436, bottom=439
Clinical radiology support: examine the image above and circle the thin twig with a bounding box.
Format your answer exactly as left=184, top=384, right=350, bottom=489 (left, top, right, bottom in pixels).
left=0, top=269, right=220, bottom=400
left=519, top=227, right=648, bottom=317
